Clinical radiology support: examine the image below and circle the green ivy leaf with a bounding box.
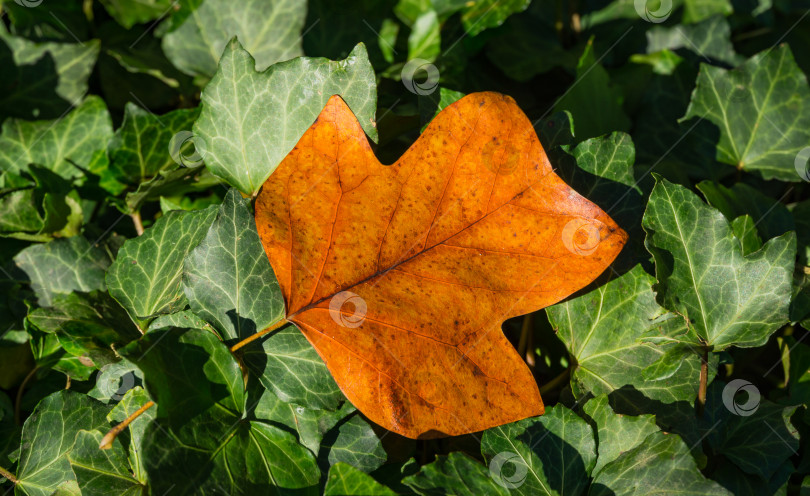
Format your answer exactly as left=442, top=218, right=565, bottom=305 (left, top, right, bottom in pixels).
left=547, top=264, right=703, bottom=403
left=0, top=30, right=99, bottom=120
left=590, top=431, right=731, bottom=495
left=683, top=0, right=732, bottom=23
left=107, top=103, right=200, bottom=186
left=407, top=10, right=441, bottom=61
left=107, top=387, right=154, bottom=483
left=161, top=0, right=307, bottom=79
left=682, top=45, right=810, bottom=181
left=553, top=38, right=631, bottom=141
left=642, top=176, right=796, bottom=349
left=403, top=451, right=509, bottom=496
left=120, top=328, right=243, bottom=424
left=14, top=236, right=111, bottom=307
left=696, top=181, right=794, bottom=240
left=193, top=38, right=377, bottom=195
left=243, top=324, right=343, bottom=410
left=0, top=97, right=113, bottom=180
left=582, top=395, right=660, bottom=476
left=99, top=0, right=174, bottom=29
left=183, top=189, right=284, bottom=341
left=147, top=309, right=211, bottom=331
left=15, top=391, right=111, bottom=496
left=118, top=164, right=221, bottom=215
left=480, top=405, right=596, bottom=496
left=646, top=16, right=740, bottom=66
left=324, top=462, right=397, bottom=495
left=106, top=206, right=218, bottom=323
left=68, top=430, right=145, bottom=496
left=320, top=414, right=386, bottom=473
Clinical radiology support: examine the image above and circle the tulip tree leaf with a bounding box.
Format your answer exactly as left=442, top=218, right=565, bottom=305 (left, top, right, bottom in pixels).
left=14, top=236, right=111, bottom=307
left=183, top=189, right=284, bottom=341
left=242, top=324, right=343, bottom=410
left=107, top=103, right=200, bottom=186
left=682, top=45, right=810, bottom=181
left=68, top=430, right=145, bottom=496
left=193, top=38, right=377, bottom=195
left=161, top=0, right=307, bottom=79
left=547, top=264, right=702, bottom=403
left=0, top=97, right=113, bottom=180
left=106, top=206, right=218, bottom=323
left=642, top=176, right=795, bottom=350
left=480, top=405, right=597, bottom=496
left=15, top=391, right=111, bottom=496
left=590, top=431, right=731, bottom=495
left=0, top=30, right=99, bottom=121
left=325, top=463, right=397, bottom=496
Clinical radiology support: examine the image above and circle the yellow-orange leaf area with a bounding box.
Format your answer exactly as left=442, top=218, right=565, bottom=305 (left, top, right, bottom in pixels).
left=255, top=92, right=626, bottom=439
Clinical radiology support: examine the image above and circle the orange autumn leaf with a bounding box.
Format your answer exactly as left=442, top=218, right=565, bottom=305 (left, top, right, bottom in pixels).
left=255, top=92, right=627, bottom=439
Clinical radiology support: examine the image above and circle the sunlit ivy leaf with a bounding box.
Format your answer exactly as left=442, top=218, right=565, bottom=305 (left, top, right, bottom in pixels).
left=591, top=431, right=731, bottom=495
left=99, top=0, right=174, bottom=29
left=704, top=380, right=799, bottom=480
left=107, top=103, right=200, bottom=186
left=480, top=405, right=596, bottom=496
left=440, top=0, right=530, bottom=36
left=321, top=414, right=386, bottom=473
left=553, top=38, right=631, bottom=141
left=731, top=215, right=763, bottom=255
left=147, top=309, right=210, bottom=331
left=183, top=189, right=284, bottom=341
left=0, top=29, right=99, bottom=120
left=582, top=395, right=660, bottom=475
left=14, top=236, right=111, bottom=306
left=120, top=328, right=243, bottom=424
left=141, top=407, right=320, bottom=494
left=325, top=462, right=397, bottom=496
left=87, top=361, right=143, bottom=405
left=68, top=430, right=145, bottom=496
left=161, top=0, right=307, bottom=79
left=117, top=164, right=221, bottom=215
left=682, top=45, right=810, bottom=181
left=27, top=291, right=140, bottom=367
left=108, top=387, right=154, bottom=483
left=547, top=265, right=702, bottom=403
left=243, top=324, right=343, bottom=410
left=683, top=0, right=733, bottom=23
left=254, top=387, right=354, bottom=455
left=107, top=206, right=218, bottom=323
left=697, top=181, right=794, bottom=240
left=193, top=38, right=377, bottom=195
left=642, top=176, right=796, bottom=349
left=646, top=15, right=740, bottom=66
left=0, top=97, right=113, bottom=180
left=403, top=451, right=509, bottom=496
left=15, top=391, right=111, bottom=496
left=408, top=10, right=440, bottom=61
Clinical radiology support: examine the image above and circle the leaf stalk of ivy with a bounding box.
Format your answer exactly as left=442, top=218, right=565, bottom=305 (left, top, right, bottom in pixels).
left=99, top=400, right=156, bottom=450
left=228, top=318, right=288, bottom=353
left=697, top=347, right=709, bottom=417
left=0, top=464, right=19, bottom=484
left=130, top=211, right=144, bottom=236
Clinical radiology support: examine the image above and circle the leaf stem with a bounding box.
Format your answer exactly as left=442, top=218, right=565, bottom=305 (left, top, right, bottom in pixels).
left=697, top=348, right=708, bottom=417
left=14, top=366, right=39, bottom=425
left=229, top=319, right=288, bottom=353
left=130, top=211, right=144, bottom=236
left=99, top=400, right=155, bottom=450
left=539, top=367, right=571, bottom=396
left=0, top=465, right=18, bottom=484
